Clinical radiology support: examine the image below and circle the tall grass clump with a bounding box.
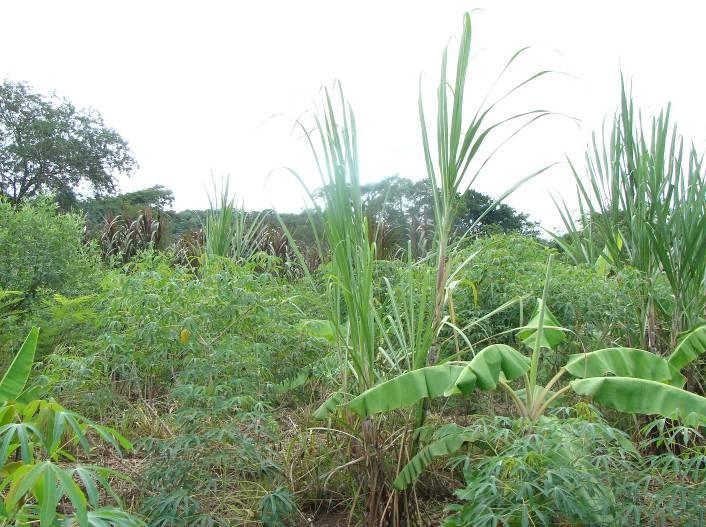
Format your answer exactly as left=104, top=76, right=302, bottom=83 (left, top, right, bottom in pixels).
left=553, top=77, right=706, bottom=350
left=203, top=176, right=267, bottom=262
left=285, top=85, right=390, bottom=523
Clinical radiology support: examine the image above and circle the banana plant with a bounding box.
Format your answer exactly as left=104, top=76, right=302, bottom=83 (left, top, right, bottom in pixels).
left=345, top=257, right=706, bottom=489
left=0, top=328, right=144, bottom=526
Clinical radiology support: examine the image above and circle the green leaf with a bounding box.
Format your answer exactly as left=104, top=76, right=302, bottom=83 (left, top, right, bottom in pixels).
left=349, top=344, right=530, bottom=416
left=300, top=319, right=337, bottom=343
left=312, top=392, right=344, bottom=420
left=450, top=344, right=530, bottom=395
left=51, top=462, right=88, bottom=525
left=349, top=365, right=466, bottom=417
left=393, top=430, right=478, bottom=490
left=515, top=300, right=565, bottom=349
left=571, top=377, right=706, bottom=422
left=5, top=462, right=45, bottom=512
left=274, top=369, right=312, bottom=395
left=595, top=233, right=622, bottom=276
left=668, top=325, right=706, bottom=371
left=0, top=327, right=38, bottom=402
left=565, top=348, right=685, bottom=386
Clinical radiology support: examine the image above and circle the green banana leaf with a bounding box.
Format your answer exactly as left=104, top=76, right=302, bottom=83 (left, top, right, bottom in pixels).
left=349, top=364, right=465, bottom=417
left=349, top=344, right=531, bottom=416
left=0, top=328, right=38, bottom=403
left=313, top=392, right=344, bottom=420
left=565, top=347, right=685, bottom=386
left=393, top=430, right=478, bottom=490
left=667, top=325, right=706, bottom=371
left=451, top=344, right=530, bottom=395
left=571, top=377, right=706, bottom=422
left=300, top=319, right=337, bottom=343
left=515, top=299, right=566, bottom=349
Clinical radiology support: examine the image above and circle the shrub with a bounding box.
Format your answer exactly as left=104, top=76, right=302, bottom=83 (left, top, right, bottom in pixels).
left=37, top=251, right=329, bottom=525
left=0, top=197, right=100, bottom=295
left=444, top=411, right=706, bottom=527
left=452, top=234, right=645, bottom=354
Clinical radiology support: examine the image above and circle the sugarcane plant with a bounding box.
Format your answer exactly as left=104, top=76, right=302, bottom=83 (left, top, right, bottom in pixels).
left=344, top=255, right=706, bottom=490
left=288, top=11, right=558, bottom=524
left=551, top=77, right=706, bottom=351
left=203, top=176, right=267, bottom=262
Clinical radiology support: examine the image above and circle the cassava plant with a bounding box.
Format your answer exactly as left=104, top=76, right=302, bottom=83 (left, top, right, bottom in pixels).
left=0, top=328, right=143, bottom=526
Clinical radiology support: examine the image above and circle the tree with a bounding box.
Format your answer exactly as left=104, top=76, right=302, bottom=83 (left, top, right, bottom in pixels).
left=359, top=175, right=537, bottom=252
left=455, top=188, right=537, bottom=236
left=0, top=80, right=136, bottom=207
left=81, top=185, right=175, bottom=227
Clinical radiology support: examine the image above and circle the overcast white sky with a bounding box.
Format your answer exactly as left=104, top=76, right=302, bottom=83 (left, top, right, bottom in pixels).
left=2, top=1, right=705, bottom=230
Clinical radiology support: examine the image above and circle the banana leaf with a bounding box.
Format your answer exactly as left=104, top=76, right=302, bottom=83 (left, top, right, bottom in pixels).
left=394, top=430, right=478, bottom=490
left=565, top=347, right=685, bottom=386
left=451, top=344, right=530, bottom=394
left=667, top=325, right=706, bottom=371
left=349, top=344, right=530, bottom=416
left=515, top=299, right=566, bottom=349
left=312, top=392, right=344, bottom=420
left=348, top=364, right=465, bottom=417
left=571, top=377, right=706, bottom=422
left=0, top=328, right=38, bottom=403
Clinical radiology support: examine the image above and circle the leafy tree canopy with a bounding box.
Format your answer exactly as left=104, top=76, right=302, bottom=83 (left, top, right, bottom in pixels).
left=359, top=175, right=537, bottom=245
left=0, top=80, right=136, bottom=208
left=81, top=185, right=174, bottom=224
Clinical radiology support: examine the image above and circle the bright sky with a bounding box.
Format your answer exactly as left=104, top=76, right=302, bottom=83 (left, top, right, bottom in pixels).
left=2, top=1, right=705, bottom=230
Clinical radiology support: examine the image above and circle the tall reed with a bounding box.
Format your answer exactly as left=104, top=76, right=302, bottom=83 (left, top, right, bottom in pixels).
left=553, top=77, right=706, bottom=350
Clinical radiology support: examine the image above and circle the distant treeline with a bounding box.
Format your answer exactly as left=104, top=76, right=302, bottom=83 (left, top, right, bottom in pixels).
left=79, top=175, right=537, bottom=250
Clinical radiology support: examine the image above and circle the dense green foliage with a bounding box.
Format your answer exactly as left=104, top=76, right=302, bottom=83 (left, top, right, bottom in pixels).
left=1, top=10, right=705, bottom=527
left=453, top=234, right=645, bottom=352
left=0, top=198, right=100, bottom=294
